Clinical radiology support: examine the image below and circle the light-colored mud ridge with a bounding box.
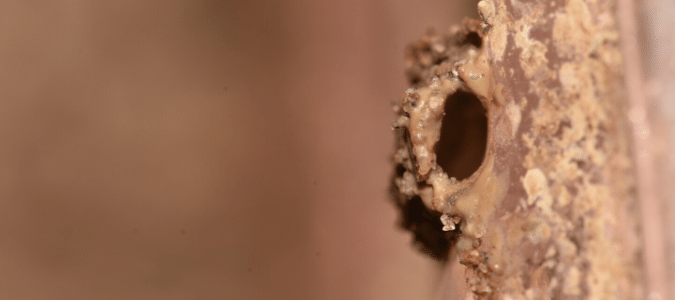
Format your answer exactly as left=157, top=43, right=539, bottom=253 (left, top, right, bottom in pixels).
left=390, top=0, right=644, bottom=298
left=391, top=16, right=513, bottom=266
left=390, top=18, right=505, bottom=262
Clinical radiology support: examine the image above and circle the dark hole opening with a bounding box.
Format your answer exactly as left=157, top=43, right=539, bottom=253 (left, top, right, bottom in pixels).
left=435, top=90, right=488, bottom=181
left=463, top=31, right=483, bottom=48
left=395, top=164, right=406, bottom=177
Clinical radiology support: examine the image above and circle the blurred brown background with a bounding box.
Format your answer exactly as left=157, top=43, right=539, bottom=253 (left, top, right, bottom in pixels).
left=0, top=1, right=477, bottom=299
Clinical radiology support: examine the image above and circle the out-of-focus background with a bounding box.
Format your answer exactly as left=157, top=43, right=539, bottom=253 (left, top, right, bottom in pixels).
left=0, top=1, right=477, bottom=299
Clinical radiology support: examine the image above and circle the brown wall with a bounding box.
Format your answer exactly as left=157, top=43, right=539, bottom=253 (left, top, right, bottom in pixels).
left=0, top=1, right=475, bottom=299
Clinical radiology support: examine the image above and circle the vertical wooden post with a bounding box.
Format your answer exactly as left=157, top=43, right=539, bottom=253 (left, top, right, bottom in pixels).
left=391, top=0, right=647, bottom=298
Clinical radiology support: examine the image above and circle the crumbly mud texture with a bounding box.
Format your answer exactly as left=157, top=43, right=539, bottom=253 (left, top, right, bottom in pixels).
left=390, top=0, right=643, bottom=298
left=391, top=20, right=488, bottom=260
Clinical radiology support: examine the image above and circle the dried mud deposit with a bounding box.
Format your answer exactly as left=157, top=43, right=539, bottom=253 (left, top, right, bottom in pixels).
left=390, top=0, right=644, bottom=298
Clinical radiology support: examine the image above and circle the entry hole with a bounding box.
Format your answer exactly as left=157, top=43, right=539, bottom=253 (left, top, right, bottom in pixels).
left=463, top=31, right=483, bottom=48
left=436, top=90, right=488, bottom=181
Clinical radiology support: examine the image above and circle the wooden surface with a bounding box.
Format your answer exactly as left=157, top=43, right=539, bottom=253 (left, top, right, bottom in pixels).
left=391, top=0, right=654, bottom=298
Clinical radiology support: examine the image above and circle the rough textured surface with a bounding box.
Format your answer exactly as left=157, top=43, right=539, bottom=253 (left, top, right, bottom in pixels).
left=391, top=0, right=644, bottom=298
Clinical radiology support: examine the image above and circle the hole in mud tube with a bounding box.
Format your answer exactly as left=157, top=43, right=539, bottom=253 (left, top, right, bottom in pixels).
left=435, top=90, right=488, bottom=181
left=463, top=31, right=483, bottom=48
